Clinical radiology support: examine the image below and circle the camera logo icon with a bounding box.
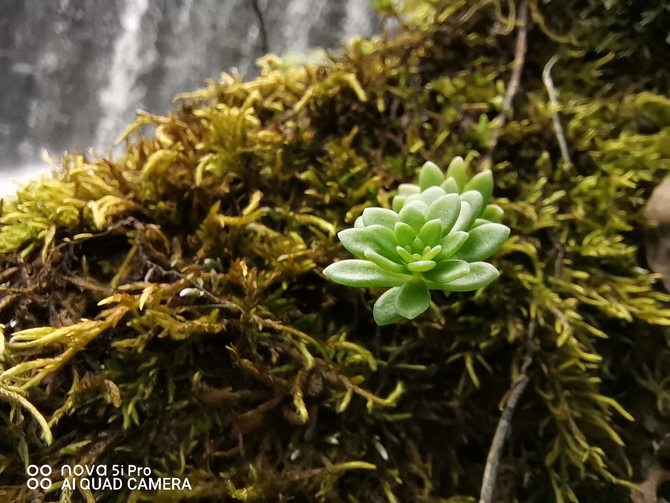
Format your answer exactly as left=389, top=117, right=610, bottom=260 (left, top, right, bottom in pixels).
left=26, top=464, right=52, bottom=490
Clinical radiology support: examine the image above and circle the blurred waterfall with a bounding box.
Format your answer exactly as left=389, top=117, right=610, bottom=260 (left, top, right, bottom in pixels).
left=96, top=0, right=153, bottom=146
left=0, top=0, right=378, bottom=192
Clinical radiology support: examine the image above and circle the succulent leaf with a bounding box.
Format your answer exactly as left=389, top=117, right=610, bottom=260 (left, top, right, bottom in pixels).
left=364, top=249, right=407, bottom=273
left=323, top=260, right=409, bottom=287
left=394, top=222, right=416, bottom=247
left=460, top=190, right=484, bottom=219
left=392, top=195, right=406, bottom=212
left=362, top=207, right=398, bottom=229
left=373, top=287, right=403, bottom=325
left=418, top=219, right=442, bottom=247
left=419, top=186, right=446, bottom=205
left=451, top=201, right=476, bottom=232
left=422, top=244, right=442, bottom=261
left=406, top=260, right=437, bottom=272
left=481, top=204, right=504, bottom=223
left=339, top=226, right=398, bottom=261
left=435, top=231, right=469, bottom=260
left=337, top=228, right=374, bottom=258
left=398, top=183, right=421, bottom=197
left=464, top=170, right=493, bottom=206
left=427, top=194, right=461, bottom=232
left=366, top=224, right=400, bottom=259
left=440, top=177, right=460, bottom=193
left=399, top=201, right=427, bottom=230
left=425, top=259, right=470, bottom=284
left=445, top=156, right=468, bottom=191
left=442, top=262, right=499, bottom=291
left=396, top=246, right=414, bottom=263
left=418, top=161, right=445, bottom=190
left=395, top=280, right=431, bottom=319
left=453, top=223, right=510, bottom=262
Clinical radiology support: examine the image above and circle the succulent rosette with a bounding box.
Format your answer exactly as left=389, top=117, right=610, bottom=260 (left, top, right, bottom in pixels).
left=323, top=157, right=510, bottom=325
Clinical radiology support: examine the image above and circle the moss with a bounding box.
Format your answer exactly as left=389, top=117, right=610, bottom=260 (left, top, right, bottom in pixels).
left=0, top=1, right=669, bottom=501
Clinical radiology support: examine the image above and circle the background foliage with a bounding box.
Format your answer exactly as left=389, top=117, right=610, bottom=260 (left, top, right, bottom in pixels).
left=1, top=0, right=670, bottom=501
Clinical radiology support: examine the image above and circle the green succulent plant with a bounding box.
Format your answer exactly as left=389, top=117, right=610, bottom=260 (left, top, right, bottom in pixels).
left=323, top=157, right=510, bottom=325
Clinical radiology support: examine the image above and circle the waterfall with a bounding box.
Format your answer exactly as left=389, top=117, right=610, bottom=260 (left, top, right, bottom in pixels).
left=95, top=0, right=154, bottom=147
left=0, top=0, right=379, bottom=190
left=280, top=0, right=330, bottom=55
left=343, top=0, right=377, bottom=38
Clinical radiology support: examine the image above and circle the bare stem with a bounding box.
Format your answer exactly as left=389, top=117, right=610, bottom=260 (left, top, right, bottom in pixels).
left=479, top=348, right=533, bottom=503
left=482, top=0, right=528, bottom=168
left=542, top=55, right=572, bottom=167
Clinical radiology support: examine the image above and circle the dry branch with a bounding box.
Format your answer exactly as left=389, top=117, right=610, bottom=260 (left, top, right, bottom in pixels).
left=482, top=0, right=528, bottom=167
left=479, top=325, right=534, bottom=503
left=542, top=55, right=572, bottom=166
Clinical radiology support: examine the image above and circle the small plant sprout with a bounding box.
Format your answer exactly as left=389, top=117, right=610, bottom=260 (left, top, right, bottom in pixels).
left=323, top=157, right=510, bottom=325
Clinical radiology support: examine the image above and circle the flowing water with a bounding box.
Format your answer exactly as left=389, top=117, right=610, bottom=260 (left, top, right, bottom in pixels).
left=0, top=0, right=378, bottom=193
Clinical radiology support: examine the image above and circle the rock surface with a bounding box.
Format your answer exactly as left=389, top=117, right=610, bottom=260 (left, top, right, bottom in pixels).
left=645, top=177, right=670, bottom=290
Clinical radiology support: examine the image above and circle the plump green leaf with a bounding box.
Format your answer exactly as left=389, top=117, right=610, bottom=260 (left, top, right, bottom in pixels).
left=395, top=280, right=431, bottom=319
left=452, top=223, right=510, bottom=261
left=451, top=201, right=476, bottom=232
left=323, top=260, right=409, bottom=287
left=373, top=288, right=403, bottom=325
left=470, top=218, right=489, bottom=228
left=362, top=207, right=398, bottom=229
left=418, top=219, right=442, bottom=247
left=406, top=260, right=437, bottom=272
left=411, top=237, right=425, bottom=252
left=404, top=193, right=422, bottom=205
left=398, top=183, right=420, bottom=197
left=364, top=249, right=407, bottom=273
left=354, top=216, right=364, bottom=228
left=440, top=177, right=459, bottom=193
left=337, top=228, right=373, bottom=258
left=419, top=186, right=446, bottom=205
left=392, top=195, right=406, bottom=212
left=425, top=259, right=470, bottom=285
left=418, top=161, right=444, bottom=190
left=427, top=194, right=460, bottom=232
left=464, top=170, right=493, bottom=206
left=394, top=222, right=416, bottom=247
left=442, top=262, right=499, bottom=292
left=399, top=201, right=427, bottom=230
left=366, top=224, right=401, bottom=259
left=338, top=225, right=398, bottom=260
left=445, top=156, right=468, bottom=191
left=481, top=204, right=504, bottom=223
left=422, top=244, right=442, bottom=261
left=460, top=190, right=483, bottom=219
left=435, top=231, right=469, bottom=260
left=396, top=246, right=414, bottom=263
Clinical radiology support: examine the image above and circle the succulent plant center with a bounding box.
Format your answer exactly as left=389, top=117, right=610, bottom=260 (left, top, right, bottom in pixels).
left=323, top=157, right=510, bottom=325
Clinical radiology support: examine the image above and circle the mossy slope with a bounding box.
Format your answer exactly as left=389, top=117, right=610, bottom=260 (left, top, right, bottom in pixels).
left=1, top=1, right=670, bottom=501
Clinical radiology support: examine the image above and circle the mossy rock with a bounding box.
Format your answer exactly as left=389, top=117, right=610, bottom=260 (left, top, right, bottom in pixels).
left=1, top=1, right=670, bottom=501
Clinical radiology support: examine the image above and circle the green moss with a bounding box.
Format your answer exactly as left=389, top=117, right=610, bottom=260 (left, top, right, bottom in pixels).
left=0, top=1, right=669, bottom=501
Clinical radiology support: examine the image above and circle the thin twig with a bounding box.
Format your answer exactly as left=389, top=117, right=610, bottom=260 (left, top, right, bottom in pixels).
left=479, top=322, right=535, bottom=503
left=251, top=0, right=269, bottom=54
left=482, top=0, right=528, bottom=168
left=542, top=55, right=572, bottom=167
